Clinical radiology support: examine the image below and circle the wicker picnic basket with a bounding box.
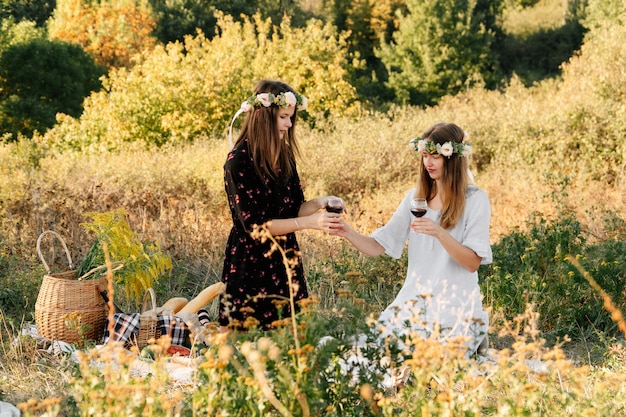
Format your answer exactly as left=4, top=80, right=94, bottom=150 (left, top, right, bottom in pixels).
left=132, top=288, right=162, bottom=349
left=34, top=231, right=108, bottom=344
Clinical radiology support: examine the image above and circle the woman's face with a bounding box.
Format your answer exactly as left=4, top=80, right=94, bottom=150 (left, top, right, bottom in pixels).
left=422, top=152, right=445, bottom=180
left=277, top=106, right=295, bottom=139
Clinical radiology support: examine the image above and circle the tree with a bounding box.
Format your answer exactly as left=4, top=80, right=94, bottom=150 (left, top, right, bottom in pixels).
left=377, top=0, right=501, bottom=105
left=316, top=0, right=404, bottom=103
left=0, top=16, right=45, bottom=53
left=149, top=0, right=217, bottom=44
left=148, top=0, right=315, bottom=45
left=47, top=0, right=157, bottom=69
left=0, top=0, right=55, bottom=27
left=0, top=38, right=105, bottom=140
left=44, top=13, right=358, bottom=151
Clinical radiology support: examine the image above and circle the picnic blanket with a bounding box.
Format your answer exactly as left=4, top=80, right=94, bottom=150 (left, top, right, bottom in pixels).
left=102, top=309, right=212, bottom=348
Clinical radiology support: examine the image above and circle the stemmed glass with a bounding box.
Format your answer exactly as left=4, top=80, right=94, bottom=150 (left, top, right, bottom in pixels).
left=326, top=197, right=344, bottom=214
left=410, top=198, right=428, bottom=218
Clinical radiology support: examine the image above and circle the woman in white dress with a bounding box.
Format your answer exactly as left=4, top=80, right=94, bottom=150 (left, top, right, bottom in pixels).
left=336, top=122, right=492, bottom=355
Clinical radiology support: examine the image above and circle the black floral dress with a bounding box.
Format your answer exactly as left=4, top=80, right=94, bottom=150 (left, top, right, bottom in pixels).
left=219, top=139, right=308, bottom=330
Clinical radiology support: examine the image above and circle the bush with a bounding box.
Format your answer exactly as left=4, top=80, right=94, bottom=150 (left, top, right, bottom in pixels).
left=483, top=207, right=626, bottom=344
left=0, top=38, right=105, bottom=141
left=44, top=13, right=358, bottom=151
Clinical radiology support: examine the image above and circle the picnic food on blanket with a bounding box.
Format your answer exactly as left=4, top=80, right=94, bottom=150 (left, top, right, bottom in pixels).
left=178, top=282, right=225, bottom=314
left=167, top=345, right=192, bottom=356
left=160, top=297, right=188, bottom=314
left=140, top=345, right=192, bottom=359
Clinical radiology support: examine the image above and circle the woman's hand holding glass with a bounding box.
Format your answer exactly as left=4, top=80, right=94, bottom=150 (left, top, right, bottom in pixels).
left=322, top=196, right=345, bottom=214
left=409, top=200, right=442, bottom=237
left=321, top=196, right=344, bottom=233
left=410, top=198, right=433, bottom=235
left=410, top=198, right=427, bottom=218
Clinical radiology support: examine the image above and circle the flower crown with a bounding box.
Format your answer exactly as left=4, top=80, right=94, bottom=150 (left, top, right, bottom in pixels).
left=240, top=91, right=308, bottom=112
left=409, top=136, right=473, bottom=158
left=228, top=91, right=308, bottom=149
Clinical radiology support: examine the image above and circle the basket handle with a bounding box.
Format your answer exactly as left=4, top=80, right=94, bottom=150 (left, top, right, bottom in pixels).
left=36, top=230, right=73, bottom=274
left=141, top=288, right=158, bottom=316
left=78, top=262, right=124, bottom=280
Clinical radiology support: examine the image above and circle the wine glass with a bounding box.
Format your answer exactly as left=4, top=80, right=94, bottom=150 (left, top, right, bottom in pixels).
left=326, top=197, right=344, bottom=214
left=410, top=198, right=428, bottom=218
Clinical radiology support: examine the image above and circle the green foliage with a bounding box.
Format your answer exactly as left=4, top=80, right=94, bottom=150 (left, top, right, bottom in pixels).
left=0, top=247, right=41, bottom=325
left=148, top=0, right=217, bottom=44
left=0, top=258, right=26, bottom=324
left=377, top=0, right=501, bottom=105
left=321, top=0, right=403, bottom=103
left=0, top=38, right=105, bottom=141
left=509, top=0, right=542, bottom=8
left=187, top=304, right=393, bottom=416
left=500, top=19, right=586, bottom=85
left=0, top=17, right=45, bottom=53
left=45, top=12, right=358, bottom=151
left=484, top=204, right=626, bottom=344
left=149, top=0, right=314, bottom=45
left=78, top=208, right=173, bottom=304
left=0, top=0, right=55, bottom=27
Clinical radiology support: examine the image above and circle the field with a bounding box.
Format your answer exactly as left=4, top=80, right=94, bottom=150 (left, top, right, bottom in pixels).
left=1, top=1, right=626, bottom=416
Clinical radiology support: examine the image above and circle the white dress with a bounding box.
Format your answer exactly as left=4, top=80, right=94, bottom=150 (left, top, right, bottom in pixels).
left=371, top=185, right=492, bottom=353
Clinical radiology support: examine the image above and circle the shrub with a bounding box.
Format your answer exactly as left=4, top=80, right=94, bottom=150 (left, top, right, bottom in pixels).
left=44, top=12, right=358, bottom=151
left=483, top=205, right=626, bottom=344
left=0, top=38, right=105, bottom=141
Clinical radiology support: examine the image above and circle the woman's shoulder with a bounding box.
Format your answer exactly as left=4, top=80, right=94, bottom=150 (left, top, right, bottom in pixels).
left=466, top=185, right=490, bottom=205
left=466, top=184, right=485, bottom=195
left=226, top=141, right=251, bottom=164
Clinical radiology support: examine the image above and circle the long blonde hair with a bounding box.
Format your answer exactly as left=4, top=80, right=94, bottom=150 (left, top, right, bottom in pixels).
left=234, top=79, right=302, bottom=182
left=416, top=122, right=470, bottom=229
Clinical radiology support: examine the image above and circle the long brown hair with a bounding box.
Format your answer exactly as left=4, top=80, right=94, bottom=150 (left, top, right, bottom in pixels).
left=416, top=122, right=470, bottom=229
left=233, top=79, right=302, bottom=182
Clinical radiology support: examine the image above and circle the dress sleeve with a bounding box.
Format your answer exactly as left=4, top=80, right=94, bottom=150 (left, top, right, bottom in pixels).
left=371, top=189, right=414, bottom=259
left=224, top=147, right=270, bottom=232
left=462, top=187, right=493, bottom=265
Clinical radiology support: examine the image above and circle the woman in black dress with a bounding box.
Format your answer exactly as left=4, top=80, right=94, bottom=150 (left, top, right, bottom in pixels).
left=220, top=79, right=343, bottom=331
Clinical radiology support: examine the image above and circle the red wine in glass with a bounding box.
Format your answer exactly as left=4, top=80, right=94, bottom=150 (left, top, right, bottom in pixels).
left=326, top=197, right=343, bottom=213
left=410, top=208, right=427, bottom=217
left=410, top=197, right=428, bottom=218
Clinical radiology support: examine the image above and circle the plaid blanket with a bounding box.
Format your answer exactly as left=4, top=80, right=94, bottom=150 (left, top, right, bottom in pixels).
left=102, top=309, right=211, bottom=348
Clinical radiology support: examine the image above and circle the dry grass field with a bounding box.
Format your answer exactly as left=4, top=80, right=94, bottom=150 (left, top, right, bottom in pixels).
left=1, top=1, right=626, bottom=414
